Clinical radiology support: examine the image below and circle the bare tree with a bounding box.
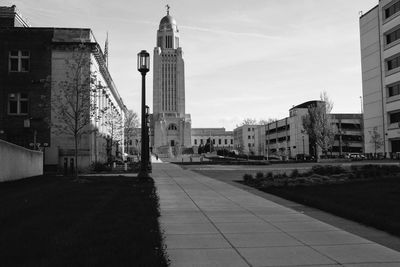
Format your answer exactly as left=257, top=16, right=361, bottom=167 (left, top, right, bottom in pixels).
left=238, top=118, right=257, bottom=127
left=302, top=91, right=336, bottom=158
left=124, top=109, right=139, bottom=154
left=369, top=126, right=383, bottom=154
left=258, top=118, right=277, bottom=125
left=102, top=106, right=124, bottom=162
left=51, top=45, right=96, bottom=179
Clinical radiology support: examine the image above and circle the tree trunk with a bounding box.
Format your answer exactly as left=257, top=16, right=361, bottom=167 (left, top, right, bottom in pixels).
left=75, top=134, right=78, bottom=179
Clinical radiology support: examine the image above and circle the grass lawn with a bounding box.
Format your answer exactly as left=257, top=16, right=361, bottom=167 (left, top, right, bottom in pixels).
left=258, top=178, right=400, bottom=237
left=0, top=175, right=168, bottom=267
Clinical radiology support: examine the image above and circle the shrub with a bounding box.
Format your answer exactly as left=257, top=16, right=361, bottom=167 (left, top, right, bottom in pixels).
left=311, top=165, right=345, bottom=176
left=90, top=161, right=111, bottom=172
left=290, top=169, right=299, bottom=178
left=243, top=174, right=254, bottom=184
left=255, top=172, right=264, bottom=179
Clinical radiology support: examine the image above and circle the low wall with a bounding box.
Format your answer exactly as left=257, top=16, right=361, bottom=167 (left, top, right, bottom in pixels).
left=0, top=140, right=43, bottom=182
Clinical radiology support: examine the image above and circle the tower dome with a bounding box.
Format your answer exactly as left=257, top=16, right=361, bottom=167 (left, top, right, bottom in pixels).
left=159, top=15, right=177, bottom=31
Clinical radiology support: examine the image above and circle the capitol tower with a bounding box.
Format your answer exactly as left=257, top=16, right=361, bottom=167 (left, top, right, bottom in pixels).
left=151, top=7, right=191, bottom=154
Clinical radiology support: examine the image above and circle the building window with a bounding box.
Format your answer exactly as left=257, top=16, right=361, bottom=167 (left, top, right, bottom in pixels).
left=248, top=128, right=250, bottom=131
left=224, top=139, right=227, bottom=145
left=168, top=124, right=177, bottom=130
left=9, top=50, right=30, bottom=72
left=165, top=36, right=172, bottom=48
left=194, top=139, right=197, bottom=145
left=200, top=139, right=203, bottom=144
left=385, top=1, right=400, bottom=19
left=218, top=139, right=221, bottom=145
left=248, top=143, right=251, bottom=147
left=388, top=83, right=400, bottom=97
left=389, top=111, right=400, bottom=124
left=248, top=135, right=251, bottom=139
left=387, top=55, right=400, bottom=71
left=8, top=93, right=28, bottom=115
left=158, top=37, right=163, bottom=47
left=213, top=139, right=215, bottom=145
left=386, top=28, right=400, bottom=45
left=231, top=139, right=233, bottom=145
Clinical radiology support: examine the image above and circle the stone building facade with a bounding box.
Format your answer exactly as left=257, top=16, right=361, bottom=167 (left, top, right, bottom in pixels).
left=151, top=10, right=191, bottom=155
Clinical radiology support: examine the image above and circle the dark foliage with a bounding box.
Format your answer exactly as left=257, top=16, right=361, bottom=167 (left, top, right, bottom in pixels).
left=311, top=165, right=345, bottom=176
left=0, top=175, right=169, bottom=266
left=263, top=178, right=400, bottom=237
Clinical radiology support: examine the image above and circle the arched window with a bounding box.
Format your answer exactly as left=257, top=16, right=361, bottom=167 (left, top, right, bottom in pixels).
left=168, top=124, right=177, bottom=131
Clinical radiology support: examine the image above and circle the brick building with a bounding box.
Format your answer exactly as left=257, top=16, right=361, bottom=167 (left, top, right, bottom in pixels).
left=0, top=6, right=126, bottom=171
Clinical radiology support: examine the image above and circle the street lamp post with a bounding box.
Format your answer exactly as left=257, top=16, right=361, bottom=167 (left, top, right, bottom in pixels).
left=137, top=50, right=150, bottom=178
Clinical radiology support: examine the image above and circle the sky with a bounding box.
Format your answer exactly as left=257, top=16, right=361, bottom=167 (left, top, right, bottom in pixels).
left=5, top=0, right=378, bottom=130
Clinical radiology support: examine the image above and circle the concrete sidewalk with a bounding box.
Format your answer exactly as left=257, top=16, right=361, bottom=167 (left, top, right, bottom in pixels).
left=153, top=163, right=400, bottom=267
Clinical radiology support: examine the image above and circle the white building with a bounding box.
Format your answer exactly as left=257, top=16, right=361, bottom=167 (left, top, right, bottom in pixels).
left=151, top=9, right=191, bottom=154
left=360, top=1, right=400, bottom=157
left=191, top=128, right=233, bottom=152
left=251, top=101, right=363, bottom=159
left=233, top=125, right=258, bottom=155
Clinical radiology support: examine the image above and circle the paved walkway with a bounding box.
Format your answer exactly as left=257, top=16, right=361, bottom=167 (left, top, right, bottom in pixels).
left=152, top=162, right=400, bottom=267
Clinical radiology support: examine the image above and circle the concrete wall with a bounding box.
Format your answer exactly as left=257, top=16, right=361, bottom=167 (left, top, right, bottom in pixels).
left=0, top=139, right=43, bottom=182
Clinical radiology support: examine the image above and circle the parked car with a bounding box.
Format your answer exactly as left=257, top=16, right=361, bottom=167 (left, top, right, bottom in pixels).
left=346, top=153, right=365, bottom=160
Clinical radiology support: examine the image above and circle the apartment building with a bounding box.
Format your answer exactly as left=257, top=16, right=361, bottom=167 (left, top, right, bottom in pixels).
left=233, top=125, right=258, bottom=155
left=253, top=101, right=363, bottom=159
left=360, top=0, right=400, bottom=156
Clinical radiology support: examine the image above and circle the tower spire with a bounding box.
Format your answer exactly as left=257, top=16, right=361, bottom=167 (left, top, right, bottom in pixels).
left=166, top=4, right=170, bottom=15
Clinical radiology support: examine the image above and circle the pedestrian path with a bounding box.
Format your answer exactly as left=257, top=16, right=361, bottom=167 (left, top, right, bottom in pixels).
left=152, top=162, right=400, bottom=267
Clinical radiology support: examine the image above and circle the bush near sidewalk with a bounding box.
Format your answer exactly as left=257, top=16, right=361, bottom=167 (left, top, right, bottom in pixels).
left=242, top=164, right=400, bottom=188
left=0, top=175, right=169, bottom=266
left=241, top=164, right=400, bottom=237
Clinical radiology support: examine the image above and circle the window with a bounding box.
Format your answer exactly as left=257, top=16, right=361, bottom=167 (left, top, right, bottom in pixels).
left=165, top=36, right=172, bottom=48
left=388, top=83, right=400, bottom=97
left=230, top=139, right=233, bottom=145
left=157, top=37, right=163, bottom=47
left=387, top=55, right=400, bottom=71
left=218, top=139, right=221, bottom=145
left=213, top=139, right=215, bottom=144
left=248, top=143, right=251, bottom=147
left=9, top=50, right=29, bottom=72
left=385, top=1, right=400, bottom=19
left=386, top=28, right=400, bottom=45
left=168, top=124, right=177, bottom=130
left=389, top=111, right=400, bottom=124
left=248, top=135, right=251, bottom=139
left=224, top=139, right=227, bottom=145
left=200, top=139, right=203, bottom=144
left=248, top=128, right=251, bottom=131
left=194, top=139, right=197, bottom=145
left=8, top=93, right=28, bottom=115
